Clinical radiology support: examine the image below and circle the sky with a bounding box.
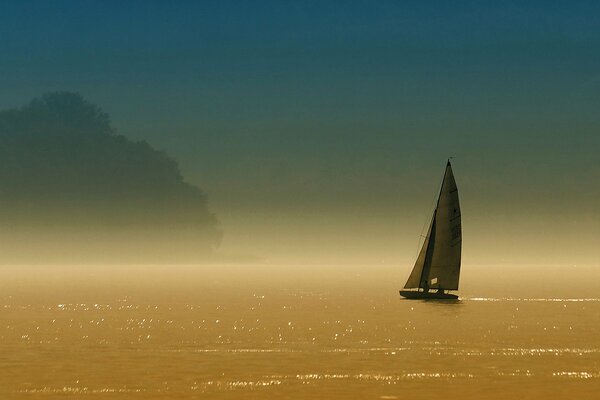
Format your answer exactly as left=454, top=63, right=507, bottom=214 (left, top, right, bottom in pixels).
left=0, top=1, right=598, bottom=265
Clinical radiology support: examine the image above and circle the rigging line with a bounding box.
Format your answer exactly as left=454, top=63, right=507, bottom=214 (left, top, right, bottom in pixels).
left=415, top=162, right=447, bottom=258
left=415, top=205, right=436, bottom=259
left=415, top=182, right=438, bottom=258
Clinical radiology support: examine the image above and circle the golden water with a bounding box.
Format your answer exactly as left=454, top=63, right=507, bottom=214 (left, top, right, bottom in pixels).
left=1, top=264, right=599, bottom=399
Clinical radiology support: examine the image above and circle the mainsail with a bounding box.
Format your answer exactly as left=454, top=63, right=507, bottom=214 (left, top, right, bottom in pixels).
left=404, top=160, right=462, bottom=290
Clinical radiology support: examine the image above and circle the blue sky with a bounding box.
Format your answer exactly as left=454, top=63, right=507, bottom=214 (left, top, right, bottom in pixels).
left=1, top=1, right=598, bottom=261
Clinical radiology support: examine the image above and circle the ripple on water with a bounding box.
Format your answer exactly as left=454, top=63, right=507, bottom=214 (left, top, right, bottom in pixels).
left=18, top=387, right=145, bottom=394
left=468, top=297, right=600, bottom=302
left=552, top=372, right=600, bottom=379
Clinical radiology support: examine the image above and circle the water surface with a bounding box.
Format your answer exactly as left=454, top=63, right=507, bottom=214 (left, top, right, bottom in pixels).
left=1, top=264, right=599, bottom=399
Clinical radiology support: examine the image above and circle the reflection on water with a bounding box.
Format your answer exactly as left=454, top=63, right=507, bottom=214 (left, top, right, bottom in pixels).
left=1, top=264, right=600, bottom=399
left=470, top=297, right=600, bottom=302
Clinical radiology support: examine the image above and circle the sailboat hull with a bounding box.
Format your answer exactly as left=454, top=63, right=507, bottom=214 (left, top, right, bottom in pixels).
left=399, top=290, right=459, bottom=300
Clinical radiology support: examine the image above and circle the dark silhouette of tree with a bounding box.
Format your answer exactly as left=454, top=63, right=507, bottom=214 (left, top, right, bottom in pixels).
left=0, top=92, right=221, bottom=262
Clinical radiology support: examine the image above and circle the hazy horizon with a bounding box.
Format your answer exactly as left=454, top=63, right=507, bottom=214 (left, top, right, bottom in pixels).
left=0, top=92, right=596, bottom=267
left=0, top=1, right=598, bottom=266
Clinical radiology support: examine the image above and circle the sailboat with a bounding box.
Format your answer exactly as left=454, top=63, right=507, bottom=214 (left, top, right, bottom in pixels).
left=400, top=159, right=462, bottom=300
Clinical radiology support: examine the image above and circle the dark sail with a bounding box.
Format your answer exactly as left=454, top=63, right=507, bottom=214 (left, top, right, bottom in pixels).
left=403, top=160, right=462, bottom=291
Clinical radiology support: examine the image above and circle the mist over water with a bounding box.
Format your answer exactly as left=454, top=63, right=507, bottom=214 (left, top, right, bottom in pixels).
left=2, top=263, right=599, bottom=399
